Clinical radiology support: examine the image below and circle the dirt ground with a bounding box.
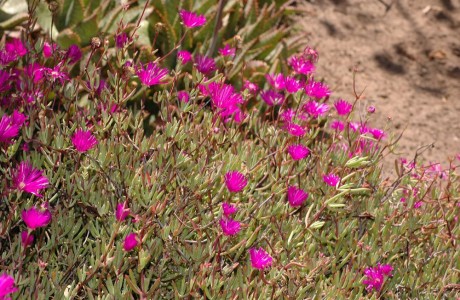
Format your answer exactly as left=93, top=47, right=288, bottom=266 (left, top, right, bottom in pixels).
left=296, top=0, right=460, bottom=172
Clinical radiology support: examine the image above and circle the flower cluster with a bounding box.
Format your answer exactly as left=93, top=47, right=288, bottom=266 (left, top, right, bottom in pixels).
left=363, top=264, right=393, bottom=292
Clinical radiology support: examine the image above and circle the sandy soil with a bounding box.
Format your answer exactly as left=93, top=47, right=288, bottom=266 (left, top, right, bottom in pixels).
left=295, top=0, right=460, bottom=171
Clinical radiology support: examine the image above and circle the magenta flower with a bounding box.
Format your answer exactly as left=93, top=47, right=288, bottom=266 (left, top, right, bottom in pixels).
left=279, top=109, right=295, bottom=123
left=43, top=42, right=57, bottom=58
left=323, top=173, right=340, bottom=187
left=222, top=202, right=237, bottom=216
left=284, top=122, right=306, bottom=137
left=21, top=230, right=34, bottom=248
left=225, top=171, right=247, bottom=193
left=303, top=100, right=329, bottom=118
left=5, top=38, right=27, bottom=58
left=22, top=207, right=52, bottom=229
left=115, top=32, right=129, bottom=48
left=219, top=44, right=236, bottom=57
left=243, top=80, right=259, bottom=95
left=116, top=202, right=130, bottom=222
left=367, top=106, right=376, bottom=113
left=137, top=62, right=169, bottom=86
left=287, top=186, right=308, bottom=207
left=287, top=144, right=310, bottom=161
left=194, top=55, right=216, bottom=74
left=71, top=129, right=98, bottom=152
left=304, top=80, right=331, bottom=99
left=179, top=10, right=206, bottom=28
left=219, top=217, right=241, bottom=236
left=177, top=50, right=192, bottom=64
left=260, top=90, right=284, bottom=106
left=0, top=115, right=20, bottom=144
left=249, top=247, right=273, bottom=270
left=177, top=90, right=190, bottom=103
left=334, top=99, right=352, bottom=115
left=0, top=70, right=11, bottom=93
left=284, top=76, right=302, bottom=93
left=266, top=74, right=285, bottom=90
left=289, top=55, right=315, bottom=75
left=207, top=82, right=243, bottom=120
left=0, top=273, right=18, bottom=299
left=13, top=162, right=49, bottom=197
left=330, top=120, right=345, bottom=131
left=369, top=128, right=385, bottom=140
left=66, top=44, right=82, bottom=64
left=363, top=264, right=393, bottom=292
left=123, top=233, right=139, bottom=251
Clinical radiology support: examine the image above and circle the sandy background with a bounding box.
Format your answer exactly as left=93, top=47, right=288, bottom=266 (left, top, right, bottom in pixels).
left=296, top=0, right=460, bottom=171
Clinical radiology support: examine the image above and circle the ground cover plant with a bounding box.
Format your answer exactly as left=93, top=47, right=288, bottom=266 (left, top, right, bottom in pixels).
left=0, top=0, right=459, bottom=299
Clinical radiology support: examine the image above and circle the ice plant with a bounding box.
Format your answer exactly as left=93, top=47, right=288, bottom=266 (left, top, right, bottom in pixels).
left=43, top=42, right=56, bottom=58
left=219, top=44, right=236, bottom=57
left=323, top=173, right=340, bottom=187
left=0, top=274, right=18, bottom=299
left=284, top=76, right=302, bottom=93
left=12, top=162, right=49, bottom=197
left=243, top=80, right=259, bottom=95
left=261, top=90, right=284, bottom=106
left=115, top=32, right=129, bottom=48
left=116, top=202, right=130, bottom=222
left=177, top=50, right=192, bottom=64
left=369, top=128, right=385, bottom=140
left=284, top=122, right=306, bottom=137
left=303, top=100, right=329, bottom=118
left=22, top=207, right=52, bottom=229
left=304, top=80, right=331, bottom=99
left=222, top=202, right=237, bottom=216
left=207, top=82, right=243, bottom=120
left=219, top=217, right=241, bottom=236
left=289, top=55, right=315, bottom=75
left=249, top=247, right=272, bottom=270
left=179, top=10, right=206, bottom=28
left=363, top=264, right=393, bottom=292
left=287, top=144, right=310, bottom=160
left=66, top=44, right=82, bottom=64
left=0, top=70, right=11, bottom=93
left=71, top=129, right=98, bottom=152
left=194, top=55, right=216, bottom=74
left=225, top=171, right=247, bottom=193
left=334, top=99, right=352, bottom=115
left=330, top=120, right=345, bottom=131
left=177, top=90, right=190, bottom=103
left=21, top=230, right=34, bottom=248
left=137, top=62, right=169, bottom=86
left=0, top=115, right=20, bottom=143
left=287, top=186, right=309, bottom=207
left=266, top=74, right=285, bottom=90
left=123, top=233, right=139, bottom=251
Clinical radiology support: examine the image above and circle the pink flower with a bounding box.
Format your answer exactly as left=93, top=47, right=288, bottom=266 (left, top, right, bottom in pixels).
left=334, top=99, right=352, bottom=115
left=194, top=55, right=216, bottom=74
left=71, top=129, right=98, bottom=152
left=207, top=82, right=243, bottom=120
left=363, top=264, right=393, bottom=292
left=289, top=56, right=315, bottom=75
left=330, top=120, right=345, bottom=131
left=323, top=173, right=340, bottom=187
left=0, top=273, right=18, bottom=299
left=5, top=38, right=27, bottom=58
left=115, top=32, right=129, bottom=48
left=24, top=63, right=45, bottom=84
left=13, top=162, right=49, bottom=197
left=249, top=247, right=272, bottom=270
left=137, top=62, right=169, bottom=86
left=21, top=230, right=34, bottom=248
left=413, top=201, right=423, bottom=209
left=260, top=90, right=284, bottom=106
left=0, top=70, right=11, bottom=93
left=177, top=90, right=190, bottom=103
left=0, top=115, right=20, bottom=144
left=44, top=64, right=69, bottom=84
left=303, top=100, right=329, bottom=118
left=266, top=74, right=285, bottom=90
left=284, top=122, right=306, bottom=137
left=284, top=76, right=302, bottom=93
left=219, top=44, right=236, bottom=57
left=225, top=171, right=247, bottom=193
left=43, top=42, right=57, bottom=58
left=177, top=50, right=192, bottom=64
left=287, top=186, right=308, bottom=207
left=304, top=80, right=331, bottom=99
left=243, top=80, right=259, bottom=95
left=367, top=106, right=376, bottom=113
left=219, top=217, right=241, bottom=236
left=123, top=233, right=139, bottom=251
left=22, top=207, right=52, bottom=229
left=66, top=44, right=82, bottom=64
left=179, top=10, right=206, bottom=28
left=279, top=109, right=295, bottom=123
left=222, top=202, right=237, bottom=216
left=287, top=144, right=310, bottom=160
left=369, top=128, right=385, bottom=140
left=116, top=202, right=130, bottom=222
